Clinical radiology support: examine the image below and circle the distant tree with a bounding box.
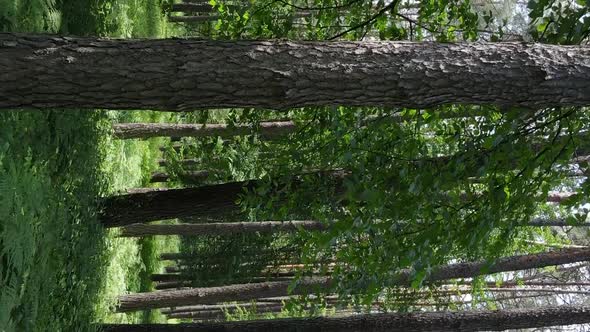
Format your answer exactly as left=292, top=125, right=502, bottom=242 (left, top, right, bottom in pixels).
left=116, top=248, right=590, bottom=311
left=119, top=220, right=326, bottom=237
left=113, top=121, right=295, bottom=140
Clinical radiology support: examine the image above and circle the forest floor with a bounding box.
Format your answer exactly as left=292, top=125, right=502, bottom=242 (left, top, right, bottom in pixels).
left=0, top=0, right=183, bottom=330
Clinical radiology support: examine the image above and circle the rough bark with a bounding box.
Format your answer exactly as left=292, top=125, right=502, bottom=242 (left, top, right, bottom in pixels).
left=117, top=248, right=590, bottom=312
left=102, top=305, right=590, bottom=331
left=3, top=33, right=590, bottom=111
left=119, top=220, right=327, bottom=237
left=113, top=121, right=296, bottom=140
left=99, top=180, right=253, bottom=228
left=100, top=171, right=347, bottom=228
left=527, top=218, right=590, bottom=227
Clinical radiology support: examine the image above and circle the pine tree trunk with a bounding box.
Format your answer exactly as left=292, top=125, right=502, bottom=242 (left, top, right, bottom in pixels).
left=168, top=15, right=220, bottom=23
left=99, top=180, right=254, bottom=227
left=171, top=3, right=215, bottom=12
left=117, top=248, right=590, bottom=311
left=151, top=273, right=192, bottom=282
left=119, top=220, right=326, bottom=237
left=3, top=33, right=590, bottom=111
left=160, top=252, right=190, bottom=260
left=117, top=277, right=328, bottom=312
left=100, top=171, right=347, bottom=228
left=113, top=121, right=296, bottom=139
left=149, top=170, right=210, bottom=183
left=102, top=305, right=590, bottom=331
left=158, top=159, right=200, bottom=167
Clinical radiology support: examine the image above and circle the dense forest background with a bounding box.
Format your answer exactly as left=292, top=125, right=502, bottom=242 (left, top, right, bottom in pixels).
left=1, top=0, right=590, bottom=331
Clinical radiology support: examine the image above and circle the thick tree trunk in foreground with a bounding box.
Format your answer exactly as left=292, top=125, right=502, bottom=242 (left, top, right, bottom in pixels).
left=113, top=121, right=296, bottom=139
left=117, top=248, right=590, bottom=311
left=120, top=220, right=326, bottom=237
left=3, top=33, right=590, bottom=110
left=103, top=305, right=590, bottom=331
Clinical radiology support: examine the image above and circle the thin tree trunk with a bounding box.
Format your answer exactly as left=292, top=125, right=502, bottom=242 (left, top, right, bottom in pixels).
left=168, top=15, right=219, bottom=23
left=158, top=158, right=200, bottom=167
left=117, top=248, right=590, bottom=311
left=118, top=277, right=326, bottom=312
left=149, top=170, right=210, bottom=183
left=4, top=33, right=590, bottom=111
left=120, top=220, right=327, bottom=237
left=161, top=301, right=281, bottom=314
left=167, top=304, right=284, bottom=319
left=113, top=121, right=296, bottom=140
left=160, top=252, right=191, bottom=260
left=171, top=3, right=215, bottom=12
left=103, top=305, right=590, bottom=331
left=151, top=273, right=192, bottom=282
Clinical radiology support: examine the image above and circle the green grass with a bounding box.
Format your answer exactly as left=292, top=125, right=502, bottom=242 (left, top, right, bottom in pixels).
left=0, top=0, right=184, bottom=330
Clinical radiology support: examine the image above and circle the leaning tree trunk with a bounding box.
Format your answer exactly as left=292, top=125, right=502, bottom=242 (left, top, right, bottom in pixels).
left=116, top=248, right=590, bottom=311
left=113, top=121, right=296, bottom=139
left=3, top=33, right=590, bottom=110
left=119, top=220, right=327, bottom=237
left=102, top=305, right=590, bottom=331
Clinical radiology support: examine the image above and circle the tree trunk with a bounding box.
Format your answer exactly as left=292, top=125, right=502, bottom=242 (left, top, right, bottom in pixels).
left=167, top=303, right=284, bottom=319
left=3, top=33, right=590, bottom=111
left=117, top=248, right=590, bottom=311
left=151, top=273, right=192, bottom=282
left=100, top=171, right=347, bottom=228
left=168, top=15, right=219, bottom=23
left=158, top=159, right=200, bottom=167
left=171, top=3, right=215, bottom=12
left=117, top=277, right=327, bottom=312
left=103, top=305, right=590, bottom=331
left=99, top=180, right=254, bottom=228
left=149, top=170, right=210, bottom=183
left=119, top=220, right=326, bottom=237
left=527, top=218, right=590, bottom=227
left=113, top=121, right=296, bottom=140
left=160, top=252, right=191, bottom=260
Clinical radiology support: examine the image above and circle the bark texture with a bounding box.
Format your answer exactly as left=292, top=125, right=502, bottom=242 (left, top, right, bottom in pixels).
left=117, top=248, right=590, bottom=311
left=119, top=220, right=326, bottom=237
left=102, top=305, right=590, bottom=331
left=113, top=121, right=296, bottom=139
left=3, top=33, right=590, bottom=110
left=100, top=180, right=253, bottom=227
